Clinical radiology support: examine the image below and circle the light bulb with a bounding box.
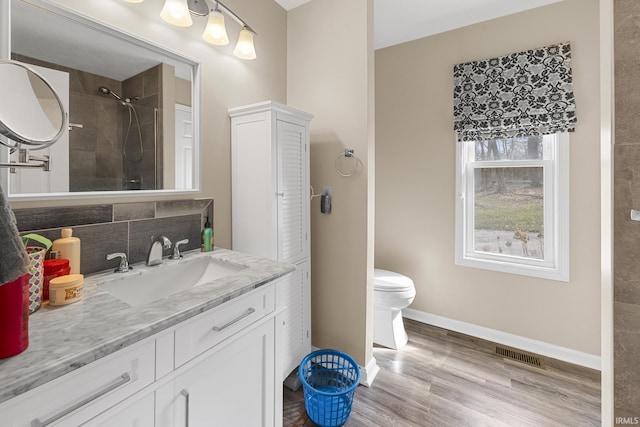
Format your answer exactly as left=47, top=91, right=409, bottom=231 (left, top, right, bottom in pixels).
left=160, top=0, right=193, bottom=27
left=202, top=9, right=229, bottom=45
left=233, top=28, right=257, bottom=60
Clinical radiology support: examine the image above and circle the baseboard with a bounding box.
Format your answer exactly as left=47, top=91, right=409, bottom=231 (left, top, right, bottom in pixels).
left=403, top=308, right=601, bottom=371
left=359, top=356, right=380, bottom=387
left=310, top=346, right=380, bottom=387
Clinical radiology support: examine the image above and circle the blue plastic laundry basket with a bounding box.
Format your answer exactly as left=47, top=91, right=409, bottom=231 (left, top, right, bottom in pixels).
left=298, top=349, right=361, bottom=427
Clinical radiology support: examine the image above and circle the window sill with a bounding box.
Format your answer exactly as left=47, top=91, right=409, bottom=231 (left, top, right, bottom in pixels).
left=456, top=256, right=569, bottom=282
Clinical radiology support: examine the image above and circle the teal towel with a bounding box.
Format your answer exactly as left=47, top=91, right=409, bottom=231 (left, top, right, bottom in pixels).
left=0, top=185, right=28, bottom=285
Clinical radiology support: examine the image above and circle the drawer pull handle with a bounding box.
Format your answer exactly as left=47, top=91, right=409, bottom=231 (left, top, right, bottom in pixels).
left=211, top=308, right=256, bottom=332
left=31, top=373, right=131, bottom=427
left=180, top=389, right=190, bottom=427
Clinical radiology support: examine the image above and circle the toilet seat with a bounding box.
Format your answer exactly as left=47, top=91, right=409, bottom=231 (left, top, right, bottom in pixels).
left=374, top=269, right=415, bottom=293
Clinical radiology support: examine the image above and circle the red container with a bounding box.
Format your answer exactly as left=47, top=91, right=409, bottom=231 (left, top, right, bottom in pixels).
left=0, top=274, right=29, bottom=359
left=43, top=259, right=71, bottom=301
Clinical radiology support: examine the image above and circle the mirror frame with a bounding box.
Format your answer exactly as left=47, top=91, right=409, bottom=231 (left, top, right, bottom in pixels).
left=0, top=0, right=202, bottom=201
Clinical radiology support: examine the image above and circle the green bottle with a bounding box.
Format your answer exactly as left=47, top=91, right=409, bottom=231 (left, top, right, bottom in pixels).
left=201, top=216, right=213, bottom=252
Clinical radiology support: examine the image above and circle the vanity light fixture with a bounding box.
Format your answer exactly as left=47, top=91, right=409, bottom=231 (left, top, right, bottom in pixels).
left=233, top=26, right=257, bottom=60
left=149, top=0, right=256, bottom=60
left=196, top=0, right=257, bottom=59
left=160, top=0, right=193, bottom=27
left=202, top=4, right=229, bottom=45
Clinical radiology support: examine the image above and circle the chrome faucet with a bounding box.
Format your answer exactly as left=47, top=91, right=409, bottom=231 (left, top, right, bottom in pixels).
left=106, top=252, right=132, bottom=273
left=170, top=239, right=189, bottom=260
left=146, top=235, right=172, bottom=266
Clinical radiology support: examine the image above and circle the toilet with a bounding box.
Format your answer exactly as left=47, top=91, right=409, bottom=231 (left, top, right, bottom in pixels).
left=373, top=269, right=416, bottom=350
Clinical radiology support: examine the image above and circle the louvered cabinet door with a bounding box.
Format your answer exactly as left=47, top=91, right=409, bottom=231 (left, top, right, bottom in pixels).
left=276, top=259, right=311, bottom=380
left=276, top=119, right=309, bottom=264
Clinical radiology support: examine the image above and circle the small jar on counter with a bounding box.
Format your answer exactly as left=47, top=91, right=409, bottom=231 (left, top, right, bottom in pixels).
left=48, top=274, right=84, bottom=306
left=43, top=258, right=71, bottom=301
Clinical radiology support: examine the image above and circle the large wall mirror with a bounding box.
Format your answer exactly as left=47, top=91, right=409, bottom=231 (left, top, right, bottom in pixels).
left=1, top=0, right=201, bottom=199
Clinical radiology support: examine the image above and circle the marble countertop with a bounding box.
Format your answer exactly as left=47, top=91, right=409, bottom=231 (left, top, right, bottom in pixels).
left=0, top=248, right=294, bottom=405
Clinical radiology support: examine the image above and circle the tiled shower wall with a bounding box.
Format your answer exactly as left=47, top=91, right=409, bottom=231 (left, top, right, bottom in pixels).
left=69, top=65, right=125, bottom=192
left=13, top=199, right=213, bottom=275
left=614, top=0, right=640, bottom=421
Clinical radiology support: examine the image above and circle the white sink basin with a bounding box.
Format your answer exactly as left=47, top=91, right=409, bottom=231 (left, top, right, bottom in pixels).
left=99, top=256, right=247, bottom=307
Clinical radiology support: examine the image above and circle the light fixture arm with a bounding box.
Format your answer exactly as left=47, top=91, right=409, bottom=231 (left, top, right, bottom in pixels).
left=212, top=0, right=256, bottom=34
left=155, top=0, right=257, bottom=59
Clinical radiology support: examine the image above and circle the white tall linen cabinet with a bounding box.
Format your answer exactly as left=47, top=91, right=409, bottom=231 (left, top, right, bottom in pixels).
left=230, top=101, right=313, bottom=381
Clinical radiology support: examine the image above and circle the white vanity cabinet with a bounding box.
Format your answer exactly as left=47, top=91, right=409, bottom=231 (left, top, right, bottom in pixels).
left=0, top=282, right=283, bottom=427
left=230, top=101, right=313, bottom=380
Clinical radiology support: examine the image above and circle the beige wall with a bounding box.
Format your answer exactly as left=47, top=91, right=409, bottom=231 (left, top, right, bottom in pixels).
left=10, top=0, right=288, bottom=250
left=375, top=0, right=601, bottom=356
left=287, top=0, right=375, bottom=366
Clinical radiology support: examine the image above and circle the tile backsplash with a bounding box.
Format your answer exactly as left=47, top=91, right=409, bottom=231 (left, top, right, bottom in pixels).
left=14, top=199, right=213, bottom=275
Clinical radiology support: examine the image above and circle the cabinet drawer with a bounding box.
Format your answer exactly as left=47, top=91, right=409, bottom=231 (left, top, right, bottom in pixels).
left=0, top=340, right=155, bottom=427
left=83, top=388, right=155, bottom=427
left=174, top=285, right=275, bottom=367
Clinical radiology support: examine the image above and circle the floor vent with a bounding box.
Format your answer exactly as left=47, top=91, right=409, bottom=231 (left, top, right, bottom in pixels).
left=495, top=345, right=545, bottom=368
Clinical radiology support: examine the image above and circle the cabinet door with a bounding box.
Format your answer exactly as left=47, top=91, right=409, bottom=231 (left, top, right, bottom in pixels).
left=276, top=119, right=309, bottom=263
left=156, top=319, right=275, bottom=427
left=231, top=112, right=277, bottom=260
left=276, top=259, right=311, bottom=380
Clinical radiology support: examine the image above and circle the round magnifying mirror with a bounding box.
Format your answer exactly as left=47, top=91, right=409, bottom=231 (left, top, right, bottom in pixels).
left=0, top=60, right=67, bottom=149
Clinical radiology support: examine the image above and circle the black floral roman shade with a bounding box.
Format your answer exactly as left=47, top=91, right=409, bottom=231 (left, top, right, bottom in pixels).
left=453, top=42, right=576, bottom=142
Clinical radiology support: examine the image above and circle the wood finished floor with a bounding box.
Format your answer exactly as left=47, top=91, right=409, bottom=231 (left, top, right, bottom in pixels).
left=283, top=319, right=601, bottom=427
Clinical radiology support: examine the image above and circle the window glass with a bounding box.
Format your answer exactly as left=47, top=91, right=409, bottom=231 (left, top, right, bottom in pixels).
left=474, top=136, right=544, bottom=161
left=455, top=133, right=569, bottom=281
left=473, top=166, right=544, bottom=260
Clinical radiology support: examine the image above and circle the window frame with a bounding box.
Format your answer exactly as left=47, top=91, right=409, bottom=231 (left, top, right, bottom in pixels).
left=454, top=133, right=570, bottom=282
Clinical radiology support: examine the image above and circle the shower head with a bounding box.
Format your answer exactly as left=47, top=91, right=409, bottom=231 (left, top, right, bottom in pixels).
left=98, top=86, right=123, bottom=101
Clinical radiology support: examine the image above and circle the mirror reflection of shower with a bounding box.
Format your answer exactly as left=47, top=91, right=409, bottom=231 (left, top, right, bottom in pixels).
left=97, top=86, right=143, bottom=162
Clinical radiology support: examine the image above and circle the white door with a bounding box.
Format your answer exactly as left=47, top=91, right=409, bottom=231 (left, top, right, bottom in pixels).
left=9, top=64, right=69, bottom=195
left=174, top=104, right=193, bottom=190
left=231, top=112, right=278, bottom=260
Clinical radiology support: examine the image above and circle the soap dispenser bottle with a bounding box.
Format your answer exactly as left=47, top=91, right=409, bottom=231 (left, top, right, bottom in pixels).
left=51, top=228, right=81, bottom=274
left=201, top=217, right=213, bottom=252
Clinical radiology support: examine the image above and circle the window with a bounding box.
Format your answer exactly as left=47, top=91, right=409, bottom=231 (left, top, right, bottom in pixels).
left=455, top=133, right=569, bottom=281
